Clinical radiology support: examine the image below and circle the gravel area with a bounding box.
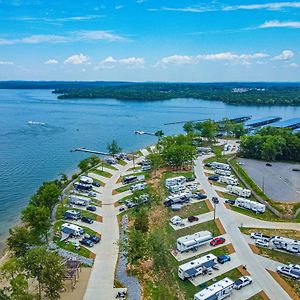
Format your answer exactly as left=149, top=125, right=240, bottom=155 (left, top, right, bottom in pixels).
left=116, top=215, right=141, bottom=300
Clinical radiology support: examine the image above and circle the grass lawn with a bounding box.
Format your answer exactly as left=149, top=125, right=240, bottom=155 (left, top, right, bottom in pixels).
left=128, top=166, right=141, bottom=172
left=283, top=276, right=300, bottom=298
left=256, top=247, right=300, bottom=265
left=53, top=220, right=99, bottom=237
left=117, top=159, right=127, bottom=166
left=212, top=181, right=227, bottom=188
left=231, top=205, right=283, bottom=222
left=216, top=190, right=237, bottom=200
left=166, top=201, right=210, bottom=219
left=100, top=162, right=118, bottom=170
left=240, top=227, right=300, bottom=240
left=115, top=184, right=133, bottom=193
left=90, top=168, right=112, bottom=178
left=56, top=204, right=99, bottom=221
left=248, top=293, right=265, bottom=300
left=91, top=177, right=104, bottom=187
left=162, top=170, right=194, bottom=180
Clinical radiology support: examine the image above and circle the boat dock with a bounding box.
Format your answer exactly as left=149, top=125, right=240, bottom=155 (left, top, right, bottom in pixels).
left=245, top=116, right=282, bottom=128
left=70, top=147, right=109, bottom=156
left=273, top=118, right=300, bottom=130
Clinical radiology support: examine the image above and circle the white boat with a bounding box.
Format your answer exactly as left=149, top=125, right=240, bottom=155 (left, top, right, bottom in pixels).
left=27, top=121, right=46, bottom=125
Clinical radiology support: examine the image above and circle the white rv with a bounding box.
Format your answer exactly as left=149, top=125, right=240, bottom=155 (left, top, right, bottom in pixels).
left=165, top=176, right=186, bottom=187
left=235, top=198, right=266, bottom=213
left=178, top=254, right=217, bottom=280
left=194, top=277, right=234, bottom=300
left=168, top=184, right=186, bottom=194
left=227, top=185, right=251, bottom=197
left=79, top=176, right=93, bottom=185
left=215, top=169, right=231, bottom=176
left=164, top=191, right=192, bottom=207
left=69, top=195, right=91, bottom=206
left=211, top=162, right=231, bottom=171
left=271, top=236, right=300, bottom=254
left=219, top=176, right=238, bottom=186
left=176, top=231, right=212, bottom=253
left=130, top=182, right=147, bottom=191
left=61, top=223, right=84, bottom=236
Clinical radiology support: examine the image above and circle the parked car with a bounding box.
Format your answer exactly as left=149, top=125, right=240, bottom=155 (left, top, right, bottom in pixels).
left=188, top=216, right=199, bottom=223
left=277, top=266, right=300, bottom=279
left=86, top=206, right=97, bottom=212
left=250, top=232, right=270, bottom=241
left=194, top=192, right=207, bottom=200
left=225, top=199, right=235, bottom=205
left=217, top=254, right=231, bottom=264
left=81, top=216, right=94, bottom=224
left=210, top=237, right=225, bottom=246
left=119, top=206, right=125, bottom=212
left=141, top=165, right=151, bottom=171
left=208, top=175, right=219, bottom=181
left=92, top=182, right=100, bottom=187
left=186, top=177, right=196, bottom=182
left=80, top=238, right=94, bottom=247
left=255, top=239, right=269, bottom=247
left=266, top=163, right=272, bottom=167
left=212, top=197, right=219, bottom=204
left=88, top=191, right=97, bottom=197
left=233, top=276, right=252, bottom=289
left=88, top=235, right=101, bottom=244
left=170, top=216, right=183, bottom=225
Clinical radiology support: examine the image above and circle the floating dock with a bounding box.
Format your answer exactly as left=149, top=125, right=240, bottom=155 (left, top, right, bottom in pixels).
left=245, top=116, right=282, bottom=128
left=273, top=118, right=300, bottom=130
left=70, top=147, right=109, bottom=156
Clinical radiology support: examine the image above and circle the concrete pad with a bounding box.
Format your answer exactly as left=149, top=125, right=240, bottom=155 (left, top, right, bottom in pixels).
left=71, top=220, right=102, bottom=234
left=189, top=253, right=241, bottom=286
left=172, top=234, right=230, bottom=262
left=113, top=190, right=132, bottom=202
left=230, top=283, right=262, bottom=300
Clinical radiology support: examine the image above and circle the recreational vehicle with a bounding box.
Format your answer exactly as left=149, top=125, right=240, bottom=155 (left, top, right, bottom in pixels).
left=165, top=176, right=186, bottom=187
left=79, top=176, right=93, bottom=185
left=176, top=231, right=212, bottom=253
left=168, top=184, right=186, bottom=194
left=219, top=176, right=238, bottom=185
left=215, top=169, right=231, bottom=176
left=61, top=223, right=84, bottom=236
left=69, top=195, right=91, bottom=206
left=178, top=254, right=217, bottom=280
left=164, top=191, right=192, bottom=207
left=227, top=185, right=251, bottom=197
left=211, top=162, right=231, bottom=171
left=194, top=277, right=234, bottom=300
left=235, top=198, right=266, bottom=213
left=130, top=182, right=147, bottom=191
left=64, top=210, right=81, bottom=220
left=271, top=236, right=300, bottom=254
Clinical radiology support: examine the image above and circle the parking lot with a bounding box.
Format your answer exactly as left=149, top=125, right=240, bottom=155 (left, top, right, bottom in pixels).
left=238, top=158, right=300, bottom=202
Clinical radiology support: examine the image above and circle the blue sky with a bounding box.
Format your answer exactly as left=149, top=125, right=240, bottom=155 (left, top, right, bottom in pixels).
left=0, top=0, right=300, bottom=81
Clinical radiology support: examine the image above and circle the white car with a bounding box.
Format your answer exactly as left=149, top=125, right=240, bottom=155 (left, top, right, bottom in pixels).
left=233, top=276, right=252, bottom=290
left=250, top=232, right=270, bottom=241
left=255, top=239, right=269, bottom=247
left=170, top=216, right=183, bottom=225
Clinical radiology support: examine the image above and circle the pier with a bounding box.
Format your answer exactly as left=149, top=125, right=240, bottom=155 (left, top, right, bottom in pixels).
left=71, top=147, right=109, bottom=156
left=245, top=116, right=282, bottom=128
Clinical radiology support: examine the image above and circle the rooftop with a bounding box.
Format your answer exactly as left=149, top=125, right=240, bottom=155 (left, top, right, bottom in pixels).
left=273, top=118, right=300, bottom=129
left=245, top=116, right=281, bottom=127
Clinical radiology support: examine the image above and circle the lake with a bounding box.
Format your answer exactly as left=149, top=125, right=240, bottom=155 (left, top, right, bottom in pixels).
left=0, top=89, right=299, bottom=251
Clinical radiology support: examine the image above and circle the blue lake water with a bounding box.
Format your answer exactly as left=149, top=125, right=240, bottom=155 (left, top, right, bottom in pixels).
left=0, top=89, right=299, bottom=250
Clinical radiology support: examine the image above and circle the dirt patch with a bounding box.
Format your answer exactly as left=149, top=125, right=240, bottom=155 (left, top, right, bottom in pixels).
left=248, top=243, right=260, bottom=254
left=225, top=243, right=235, bottom=254
left=205, top=199, right=214, bottom=212
left=224, top=203, right=231, bottom=210
left=89, top=252, right=96, bottom=259
left=61, top=267, right=92, bottom=300
left=112, top=190, right=119, bottom=195
left=267, top=269, right=300, bottom=300
left=215, top=218, right=226, bottom=235
left=258, top=291, right=270, bottom=300
left=238, top=265, right=250, bottom=276
left=204, top=172, right=212, bottom=177
left=96, top=215, right=103, bottom=222
left=117, top=176, right=122, bottom=183
left=114, top=201, right=120, bottom=207
left=199, top=188, right=206, bottom=194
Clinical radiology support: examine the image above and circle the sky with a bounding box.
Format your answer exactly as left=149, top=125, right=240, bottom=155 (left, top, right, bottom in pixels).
left=0, top=0, right=300, bottom=81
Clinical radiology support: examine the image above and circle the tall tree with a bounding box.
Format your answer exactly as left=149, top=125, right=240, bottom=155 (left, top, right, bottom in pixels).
left=125, top=229, right=148, bottom=265
left=183, top=121, right=194, bottom=134
left=200, top=120, right=217, bottom=142
left=107, top=140, right=122, bottom=156
left=7, top=226, right=33, bottom=257
left=147, top=152, right=163, bottom=175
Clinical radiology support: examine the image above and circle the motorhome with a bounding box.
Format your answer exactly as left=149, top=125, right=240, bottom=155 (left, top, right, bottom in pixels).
left=194, top=277, right=234, bottom=300
left=74, top=182, right=93, bottom=191
left=178, top=254, right=217, bottom=280
left=227, top=185, right=251, bottom=197
left=168, top=184, right=186, bottom=194
left=165, top=176, right=186, bottom=187
left=219, top=176, right=238, bottom=185
left=211, top=162, right=231, bottom=171
left=64, top=210, right=81, bottom=220
left=130, top=182, right=147, bottom=191
left=176, top=231, right=212, bottom=253
left=215, top=169, right=231, bottom=176
left=271, top=236, right=300, bottom=254
left=235, top=198, right=266, bottom=213
left=79, top=176, right=93, bottom=185
left=123, top=175, right=145, bottom=185
left=164, top=191, right=192, bottom=207
left=61, top=223, right=84, bottom=236
left=69, top=195, right=91, bottom=206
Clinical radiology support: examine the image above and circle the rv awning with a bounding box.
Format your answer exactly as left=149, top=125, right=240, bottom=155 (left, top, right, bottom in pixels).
left=202, top=260, right=217, bottom=269
left=185, top=268, right=198, bottom=277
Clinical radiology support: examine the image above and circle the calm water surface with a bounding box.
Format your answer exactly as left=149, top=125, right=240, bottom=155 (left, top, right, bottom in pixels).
left=0, top=89, right=299, bottom=249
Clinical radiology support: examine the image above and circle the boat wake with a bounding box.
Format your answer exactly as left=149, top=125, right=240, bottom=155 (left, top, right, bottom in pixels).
left=27, top=121, right=47, bottom=126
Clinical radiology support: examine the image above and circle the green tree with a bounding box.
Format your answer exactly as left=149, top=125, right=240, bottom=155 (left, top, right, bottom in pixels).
left=134, top=209, right=149, bottom=233
left=107, top=140, right=122, bottom=156
left=232, top=123, right=247, bottom=138
left=7, top=226, right=33, bottom=257
left=147, top=153, right=163, bottom=175
left=154, top=130, right=164, bottom=140
left=23, top=247, right=66, bottom=300
left=261, top=135, right=286, bottom=161
left=125, top=229, right=148, bottom=265
left=183, top=121, right=194, bottom=134
left=21, top=205, right=51, bottom=242
left=78, top=158, right=90, bottom=172
left=200, top=120, right=217, bottom=142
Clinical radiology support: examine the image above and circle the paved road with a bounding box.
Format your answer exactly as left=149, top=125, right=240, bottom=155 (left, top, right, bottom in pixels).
left=83, top=158, right=140, bottom=300
left=194, top=155, right=292, bottom=300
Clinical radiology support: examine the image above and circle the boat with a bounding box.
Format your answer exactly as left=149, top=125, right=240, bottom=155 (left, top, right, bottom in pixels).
left=27, top=121, right=46, bottom=126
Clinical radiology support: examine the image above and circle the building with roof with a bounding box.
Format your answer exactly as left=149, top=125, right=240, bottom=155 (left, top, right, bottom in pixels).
left=273, top=118, right=300, bottom=130
left=245, top=116, right=282, bottom=128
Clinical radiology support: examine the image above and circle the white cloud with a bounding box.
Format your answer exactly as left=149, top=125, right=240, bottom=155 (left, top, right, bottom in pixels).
left=64, top=54, right=89, bottom=65
left=273, top=50, right=294, bottom=60
left=157, top=52, right=269, bottom=66
left=0, top=61, right=14, bottom=65
left=98, top=56, right=144, bottom=68
left=289, top=62, right=299, bottom=67
left=44, top=59, right=58, bottom=65
left=0, top=30, right=127, bottom=45
left=115, top=5, right=123, bottom=10
left=14, top=15, right=104, bottom=22
left=259, top=20, right=300, bottom=28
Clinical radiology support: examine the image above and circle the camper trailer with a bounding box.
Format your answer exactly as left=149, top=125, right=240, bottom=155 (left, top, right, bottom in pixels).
left=227, top=185, right=251, bottom=197
left=215, top=169, right=231, bottom=176
left=176, top=231, right=212, bottom=253
left=178, top=254, right=217, bottom=280
left=211, top=162, right=231, bottom=171
left=61, top=223, right=84, bottom=236
left=69, top=195, right=91, bottom=206
left=271, top=236, right=300, bottom=254
left=64, top=210, right=81, bottom=220
left=79, top=176, right=93, bottom=185
left=164, top=191, right=192, bottom=207
left=235, top=198, right=266, bottom=213
left=165, top=176, right=186, bottom=187
left=219, top=176, right=238, bottom=186
left=194, top=277, right=234, bottom=300
left=130, top=182, right=147, bottom=191
left=168, top=184, right=186, bottom=193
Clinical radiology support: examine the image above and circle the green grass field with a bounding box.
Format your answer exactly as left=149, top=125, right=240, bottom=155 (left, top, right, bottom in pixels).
left=166, top=201, right=210, bottom=219
left=90, top=168, right=112, bottom=178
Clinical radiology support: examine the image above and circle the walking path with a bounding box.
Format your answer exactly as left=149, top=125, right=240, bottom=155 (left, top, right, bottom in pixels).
left=194, top=155, right=292, bottom=300
left=83, top=158, right=141, bottom=300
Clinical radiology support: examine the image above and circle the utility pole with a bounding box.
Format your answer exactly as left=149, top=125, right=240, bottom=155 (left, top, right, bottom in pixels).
left=262, top=176, right=265, bottom=193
